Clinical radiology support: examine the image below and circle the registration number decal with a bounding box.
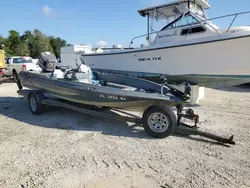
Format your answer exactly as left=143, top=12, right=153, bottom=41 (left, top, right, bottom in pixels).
left=100, top=94, right=126, bottom=101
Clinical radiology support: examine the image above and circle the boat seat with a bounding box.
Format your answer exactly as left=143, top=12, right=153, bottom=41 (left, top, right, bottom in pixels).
left=72, top=72, right=92, bottom=84
left=73, top=72, right=103, bottom=85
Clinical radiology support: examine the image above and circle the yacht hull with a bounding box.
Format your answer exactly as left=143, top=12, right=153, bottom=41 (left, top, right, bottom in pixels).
left=82, top=34, right=250, bottom=88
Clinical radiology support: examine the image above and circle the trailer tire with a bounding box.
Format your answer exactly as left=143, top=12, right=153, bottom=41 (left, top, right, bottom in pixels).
left=28, top=92, right=45, bottom=115
left=142, top=105, right=176, bottom=138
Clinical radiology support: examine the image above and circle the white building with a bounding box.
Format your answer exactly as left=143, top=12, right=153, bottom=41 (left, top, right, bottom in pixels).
left=59, top=44, right=92, bottom=69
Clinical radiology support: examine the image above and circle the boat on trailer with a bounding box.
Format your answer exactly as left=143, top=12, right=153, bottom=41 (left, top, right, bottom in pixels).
left=16, top=53, right=235, bottom=144
left=81, top=0, right=250, bottom=88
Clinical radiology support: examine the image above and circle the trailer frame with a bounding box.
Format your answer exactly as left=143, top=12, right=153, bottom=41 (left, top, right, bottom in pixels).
left=17, top=89, right=235, bottom=145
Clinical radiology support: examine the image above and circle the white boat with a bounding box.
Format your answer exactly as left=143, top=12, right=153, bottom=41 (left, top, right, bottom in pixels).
left=81, top=0, right=250, bottom=88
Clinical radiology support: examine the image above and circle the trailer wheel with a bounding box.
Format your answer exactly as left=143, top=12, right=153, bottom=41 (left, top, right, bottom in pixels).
left=28, top=92, right=45, bottom=115
left=142, top=105, right=176, bottom=138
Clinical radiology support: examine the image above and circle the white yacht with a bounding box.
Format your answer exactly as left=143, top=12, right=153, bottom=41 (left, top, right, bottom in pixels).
left=81, top=0, right=250, bottom=88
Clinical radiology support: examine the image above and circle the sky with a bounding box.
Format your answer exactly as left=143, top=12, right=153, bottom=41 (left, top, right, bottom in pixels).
left=1, top=0, right=250, bottom=47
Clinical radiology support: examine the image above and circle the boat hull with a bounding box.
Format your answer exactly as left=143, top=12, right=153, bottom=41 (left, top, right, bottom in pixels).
left=82, top=33, right=250, bottom=88
left=18, top=71, right=183, bottom=111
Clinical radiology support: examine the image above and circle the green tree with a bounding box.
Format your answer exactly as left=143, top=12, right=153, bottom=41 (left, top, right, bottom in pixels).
left=32, top=29, right=52, bottom=58
left=49, top=36, right=67, bottom=58
left=5, top=30, right=19, bottom=55
left=21, top=30, right=34, bottom=56
left=2, top=29, right=69, bottom=58
left=0, top=36, right=11, bottom=56
left=0, top=35, right=5, bottom=45
left=5, top=30, right=29, bottom=56
left=21, top=30, right=37, bottom=57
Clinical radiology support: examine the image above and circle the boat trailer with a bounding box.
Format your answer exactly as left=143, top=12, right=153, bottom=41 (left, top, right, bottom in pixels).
left=17, top=89, right=235, bottom=145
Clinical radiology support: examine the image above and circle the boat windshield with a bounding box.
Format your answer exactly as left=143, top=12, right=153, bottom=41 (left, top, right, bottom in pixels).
left=132, top=1, right=209, bottom=46
left=148, top=2, right=206, bottom=32
left=161, top=14, right=199, bottom=30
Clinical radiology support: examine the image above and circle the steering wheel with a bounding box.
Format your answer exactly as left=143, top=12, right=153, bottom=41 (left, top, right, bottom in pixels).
left=64, top=69, right=77, bottom=78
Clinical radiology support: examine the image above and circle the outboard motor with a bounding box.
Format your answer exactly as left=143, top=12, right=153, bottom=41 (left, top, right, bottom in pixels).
left=38, top=52, right=57, bottom=72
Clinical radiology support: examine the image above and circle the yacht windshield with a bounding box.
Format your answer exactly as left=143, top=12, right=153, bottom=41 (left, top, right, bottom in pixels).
left=148, top=3, right=205, bottom=32
left=161, top=14, right=198, bottom=30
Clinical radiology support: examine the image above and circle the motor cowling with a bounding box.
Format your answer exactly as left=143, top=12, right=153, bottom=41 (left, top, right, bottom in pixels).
left=38, top=52, right=57, bottom=72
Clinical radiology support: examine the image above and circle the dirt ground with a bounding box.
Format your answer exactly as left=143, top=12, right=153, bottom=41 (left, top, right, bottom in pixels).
left=0, top=81, right=250, bottom=188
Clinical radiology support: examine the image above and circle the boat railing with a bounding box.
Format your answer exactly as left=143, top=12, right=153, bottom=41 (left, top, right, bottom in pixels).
left=129, top=31, right=159, bottom=48
left=129, top=10, right=250, bottom=48
left=198, top=10, right=250, bottom=33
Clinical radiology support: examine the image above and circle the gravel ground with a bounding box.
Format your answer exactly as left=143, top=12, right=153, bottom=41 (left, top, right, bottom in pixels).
left=0, top=81, right=250, bottom=188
